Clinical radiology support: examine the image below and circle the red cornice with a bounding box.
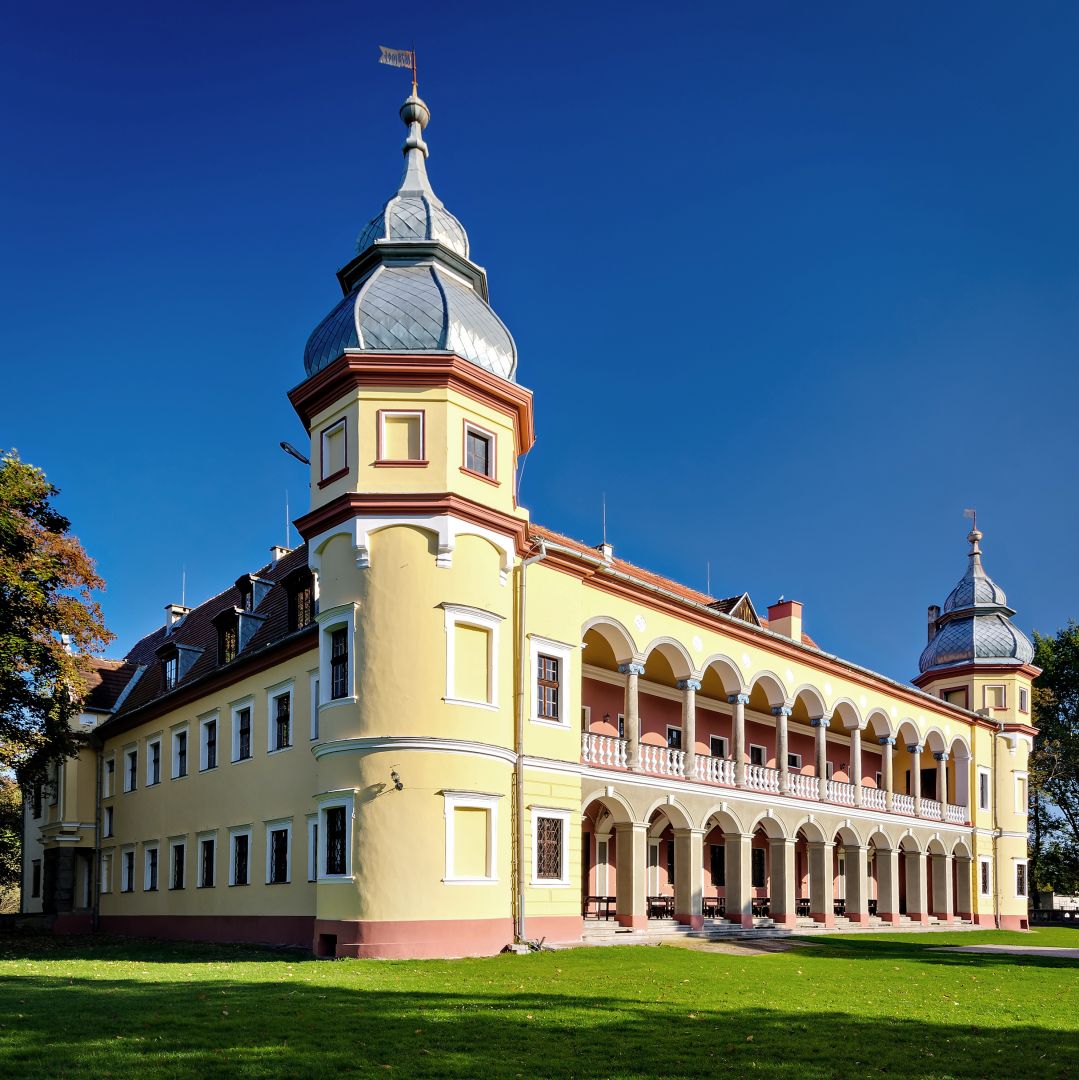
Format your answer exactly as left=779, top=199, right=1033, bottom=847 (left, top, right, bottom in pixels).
left=912, top=662, right=1042, bottom=689
left=288, top=353, right=536, bottom=457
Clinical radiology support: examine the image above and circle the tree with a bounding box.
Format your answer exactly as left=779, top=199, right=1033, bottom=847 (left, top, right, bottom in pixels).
left=0, top=776, right=20, bottom=912
left=1029, top=622, right=1079, bottom=894
left=0, top=450, right=113, bottom=784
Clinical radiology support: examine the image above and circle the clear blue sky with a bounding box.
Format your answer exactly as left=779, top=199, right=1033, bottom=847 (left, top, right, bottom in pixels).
left=2, top=2, right=1076, bottom=682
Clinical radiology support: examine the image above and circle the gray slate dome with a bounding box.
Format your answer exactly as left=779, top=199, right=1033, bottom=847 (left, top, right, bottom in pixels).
left=303, top=94, right=516, bottom=381
left=919, top=528, right=1034, bottom=674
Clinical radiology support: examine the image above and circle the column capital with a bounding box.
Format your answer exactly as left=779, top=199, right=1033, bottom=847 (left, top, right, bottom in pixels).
left=766, top=835, right=797, bottom=849
left=810, top=715, right=831, bottom=728
left=671, top=826, right=705, bottom=839
left=771, top=705, right=793, bottom=717
left=906, top=743, right=924, bottom=754
left=728, top=693, right=750, bottom=706
left=806, top=840, right=835, bottom=852
left=677, top=678, right=702, bottom=692
left=613, top=820, right=649, bottom=834
left=618, top=661, right=646, bottom=676
left=879, top=736, right=896, bottom=746
left=933, top=751, right=949, bottom=762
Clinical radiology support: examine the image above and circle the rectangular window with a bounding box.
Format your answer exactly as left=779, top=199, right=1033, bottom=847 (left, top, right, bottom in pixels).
left=147, top=739, right=161, bottom=786
left=444, top=793, right=499, bottom=882
left=463, top=423, right=494, bottom=479
left=199, top=837, right=216, bottom=888
left=121, top=849, right=135, bottom=893
left=980, top=858, right=991, bottom=896
left=379, top=410, right=425, bottom=462
left=710, top=735, right=728, bottom=758
left=825, top=761, right=834, bottom=781
left=978, top=769, right=991, bottom=811
left=163, top=654, right=178, bottom=690
left=666, top=726, right=682, bottom=750
left=144, top=846, right=158, bottom=892
left=1016, top=861, right=1028, bottom=898
left=271, top=691, right=291, bottom=751
left=1019, top=687, right=1029, bottom=713
left=875, top=771, right=883, bottom=788
left=453, top=623, right=491, bottom=705
left=268, top=826, right=290, bottom=884
left=231, top=831, right=250, bottom=886
left=31, top=860, right=41, bottom=898
left=171, top=842, right=185, bottom=890
left=749, top=744, right=766, bottom=767
left=535, top=815, right=565, bottom=882
left=310, top=674, right=320, bottom=740
left=942, top=687, right=968, bottom=708
left=617, top=714, right=625, bottom=739
left=320, top=418, right=347, bottom=481
left=308, top=818, right=319, bottom=882
left=537, top=655, right=560, bottom=720
left=751, top=847, right=766, bottom=889
left=710, top=844, right=725, bottom=886
left=201, top=717, right=218, bottom=771
left=104, top=805, right=114, bottom=838
left=330, top=628, right=349, bottom=701
left=325, top=806, right=347, bottom=876
left=1015, top=774, right=1028, bottom=814
left=124, top=749, right=138, bottom=792
left=289, top=578, right=315, bottom=631
left=220, top=621, right=238, bottom=664
left=233, top=705, right=252, bottom=761
left=99, top=852, right=112, bottom=894
left=172, top=729, right=188, bottom=778
left=985, top=685, right=1006, bottom=710
left=103, top=759, right=115, bottom=799
left=787, top=753, right=802, bottom=770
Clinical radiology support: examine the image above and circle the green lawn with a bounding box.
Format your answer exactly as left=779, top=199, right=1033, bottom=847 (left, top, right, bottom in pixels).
left=0, top=929, right=1076, bottom=1079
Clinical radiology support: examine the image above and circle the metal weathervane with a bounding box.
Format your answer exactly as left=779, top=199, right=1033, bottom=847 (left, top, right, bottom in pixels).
left=379, top=44, right=417, bottom=94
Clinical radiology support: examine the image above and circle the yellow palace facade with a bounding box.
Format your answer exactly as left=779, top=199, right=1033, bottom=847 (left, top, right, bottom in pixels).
left=22, top=93, right=1038, bottom=958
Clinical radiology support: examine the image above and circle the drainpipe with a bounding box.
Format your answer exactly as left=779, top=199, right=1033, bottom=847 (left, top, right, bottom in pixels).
left=92, top=735, right=103, bottom=931
left=515, top=539, right=547, bottom=943
left=992, top=721, right=1003, bottom=930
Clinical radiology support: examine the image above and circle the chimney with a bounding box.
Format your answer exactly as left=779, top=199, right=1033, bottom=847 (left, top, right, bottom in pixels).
left=927, top=604, right=941, bottom=643
left=767, top=599, right=803, bottom=642
left=270, top=545, right=292, bottom=564
left=164, top=604, right=192, bottom=634
left=595, top=541, right=613, bottom=563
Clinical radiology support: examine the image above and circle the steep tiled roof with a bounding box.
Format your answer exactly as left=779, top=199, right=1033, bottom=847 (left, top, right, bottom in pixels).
left=80, top=658, right=129, bottom=712
left=97, top=546, right=313, bottom=726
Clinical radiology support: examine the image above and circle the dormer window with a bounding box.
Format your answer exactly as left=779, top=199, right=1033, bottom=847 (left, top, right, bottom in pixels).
left=286, top=570, right=316, bottom=632
left=162, top=652, right=179, bottom=690
left=238, top=582, right=253, bottom=611
left=219, top=616, right=238, bottom=664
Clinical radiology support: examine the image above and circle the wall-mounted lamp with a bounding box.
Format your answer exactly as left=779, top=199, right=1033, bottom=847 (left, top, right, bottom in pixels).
left=390, top=770, right=404, bottom=792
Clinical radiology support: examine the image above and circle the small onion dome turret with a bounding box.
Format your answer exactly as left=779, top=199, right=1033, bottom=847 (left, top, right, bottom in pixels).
left=919, top=527, right=1035, bottom=674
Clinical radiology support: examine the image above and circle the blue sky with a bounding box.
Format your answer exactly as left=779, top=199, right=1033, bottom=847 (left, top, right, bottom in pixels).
left=2, top=2, right=1076, bottom=682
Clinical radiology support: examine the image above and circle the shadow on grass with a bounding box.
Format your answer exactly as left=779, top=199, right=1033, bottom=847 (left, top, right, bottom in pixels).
left=0, top=933, right=299, bottom=965
left=0, top=970, right=1075, bottom=1079
left=793, top=936, right=1079, bottom=970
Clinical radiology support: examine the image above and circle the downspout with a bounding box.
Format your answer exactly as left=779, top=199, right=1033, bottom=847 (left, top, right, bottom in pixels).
left=92, top=736, right=103, bottom=931
left=514, top=539, right=547, bottom=943
left=992, top=721, right=1003, bottom=929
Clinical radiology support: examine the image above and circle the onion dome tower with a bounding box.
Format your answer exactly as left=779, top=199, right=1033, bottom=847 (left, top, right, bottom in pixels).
left=303, top=94, right=517, bottom=382
left=914, top=525, right=1037, bottom=719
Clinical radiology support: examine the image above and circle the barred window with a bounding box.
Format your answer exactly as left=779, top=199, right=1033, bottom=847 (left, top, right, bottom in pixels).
left=535, top=816, right=564, bottom=880
left=537, top=655, right=560, bottom=720
left=1016, top=862, right=1027, bottom=898
left=269, top=828, right=289, bottom=884
left=980, top=859, right=990, bottom=895
left=325, top=807, right=347, bottom=875
left=330, top=628, right=349, bottom=700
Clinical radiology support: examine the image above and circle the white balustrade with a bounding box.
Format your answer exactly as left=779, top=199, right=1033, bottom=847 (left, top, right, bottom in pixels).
left=921, top=797, right=943, bottom=820
left=639, top=743, right=686, bottom=778
left=787, top=772, right=817, bottom=799
left=892, top=792, right=915, bottom=816
left=581, top=732, right=628, bottom=769
left=744, top=763, right=781, bottom=793
left=862, top=787, right=887, bottom=811
left=945, top=803, right=968, bottom=825
left=826, top=779, right=857, bottom=807
left=696, top=755, right=735, bottom=786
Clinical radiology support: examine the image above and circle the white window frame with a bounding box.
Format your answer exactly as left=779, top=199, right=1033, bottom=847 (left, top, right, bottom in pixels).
left=666, top=725, right=682, bottom=750
left=442, top=603, right=503, bottom=710
left=197, top=831, right=217, bottom=888
left=230, top=696, right=254, bottom=763
left=581, top=705, right=591, bottom=729
left=595, top=836, right=610, bottom=894
left=979, top=857, right=992, bottom=897
left=528, top=634, right=574, bottom=727
left=442, top=791, right=500, bottom=884
left=788, top=752, right=803, bottom=770
left=530, top=806, right=572, bottom=887
left=463, top=420, right=496, bottom=480
left=978, top=767, right=991, bottom=812
left=825, top=761, right=834, bottom=781
left=710, top=735, right=729, bottom=758
left=171, top=724, right=190, bottom=779
left=320, top=416, right=348, bottom=481
left=318, top=794, right=355, bottom=881
left=120, top=846, right=136, bottom=893
left=317, top=603, right=358, bottom=709
left=1019, top=687, right=1029, bottom=713
left=99, top=850, right=113, bottom=894
left=1014, top=859, right=1029, bottom=899
left=266, top=679, right=295, bottom=754
left=143, top=843, right=159, bottom=892
left=103, top=757, right=115, bottom=798
left=749, top=743, right=767, bottom=768
left=103, top=805, right=114, bottom=839
left=146, top=736, right=162, bottom=787
left=169, top=837, right=186, bottom=890
left=1014, top=771, right=1028, bottom=815
left=306, top=814, right=319, bottom=882
left=984, top=684, right=1007, bottom=711
left=200, top=712, right=219, bottom=771
left=265, top=819, right=293, bottom=884
left=229, top=826, right=253, bottom=886
left=123, top=746, right=138, bottom=793
left=378, top=409, right=425, bottom=462
left=309, top=670, right=320, bottom=741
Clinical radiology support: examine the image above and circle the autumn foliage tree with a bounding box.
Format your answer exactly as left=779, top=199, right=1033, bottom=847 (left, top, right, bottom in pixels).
left=0, top=450, right=113, bottom=786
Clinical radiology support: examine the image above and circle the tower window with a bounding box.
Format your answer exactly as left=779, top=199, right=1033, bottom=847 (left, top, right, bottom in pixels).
left=320, top=418, right=348, bottom=483
left=463, top=423, right=495, bottom=480
left=984, top=685, right=1006, bottom=710
left=330, top=627, right=349, bottom=700
left=378, top=410, right=425, bottom=463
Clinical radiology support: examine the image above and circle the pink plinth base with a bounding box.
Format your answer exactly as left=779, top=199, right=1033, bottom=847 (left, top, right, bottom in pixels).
left=908, top=912, right=930, bottom=925
left=846, top=911, right=870, bottom=924
left=676, top=913, right=704, bottom=930
left=878, top=911, right=901, bottom=924
left=957, top=911, right=973, bottom=922
left=937, top=914, right=955, bottom=924
left=736, top=913, right=754, bottom=928
left=52, top=913, right=94, bottom=934
left=973, top=913, right=996, bottom=927
left=314, top=916, right=517, bottom=959
left=772, top=912, right=798, bottom=928
left=811, top=912, right=835, bottom=928
left=615, top=913, right=649, bottom=929
left=100, top=914, right=314, bottom=949
left=999, top=915, right=1029, bottom=931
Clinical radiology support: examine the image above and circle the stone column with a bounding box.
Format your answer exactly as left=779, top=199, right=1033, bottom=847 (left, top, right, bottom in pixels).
left=613, top=822, right=648, bottom=928
left=807, top=840, right=835, bottom=926
left=812, top=716, right=831, bottom=801
left=619, top=662, right=645, bottom=771
left=931, top=852, right=954, bottom=922
left=678, top=679, right=700, bottom=780
left=773, top=706, right=792, bottom=793
left=904, top=849, right=929, bottom=925
left=908, top=743, right=924, bottom=816
left=850, top=727, right=863, bottom=806
left=934, top=751, right=950, bottom=817
left=673, top=828, right=704, bottom=929
left=876, top=846, right=901, bottom=924
left=879, top=736, right=895, bottom=812
left=724, top=832, right=753, bottom=927
left=844, top=844, right=870, bottom=923
left=728, top=693, right=749, bottom=787
left=954, top=855, right=973, bottom=921
left=768, top=836, right=798, bottom=928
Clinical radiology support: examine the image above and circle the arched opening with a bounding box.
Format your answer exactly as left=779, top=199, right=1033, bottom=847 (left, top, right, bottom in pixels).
left=580, top=621, right=637, bottom=769
left=581, top=793, right=634, bottom=923
left=794, top=819, right=833, bottom=926
left=701, top=807, right=746, bottom=926
left=893, top=722, right=923, bottom=817
left=863, top=710, right=894, bottom=811
left=695, top=658, right=744, bottom=785
left=641, top=800, right=695, bottom=923
left=788, top=688, right=826, bottom=799
left=832, top=825, right=867, bottom=923
left=899, top=834, right=928, bottom=924
left=743, top=673, right=787, bottom=791
left=637, top=647, right=687, bottom=775
left=927, top=837, right=954, bottom=924
left=949, top=736, right=972, bottom=820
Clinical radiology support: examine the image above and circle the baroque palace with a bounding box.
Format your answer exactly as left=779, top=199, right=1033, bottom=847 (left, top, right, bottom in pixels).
left=22, top=91, right=1037, bottom=958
